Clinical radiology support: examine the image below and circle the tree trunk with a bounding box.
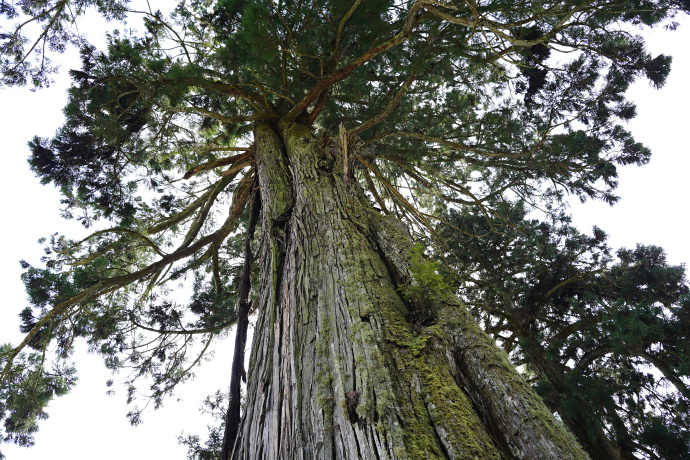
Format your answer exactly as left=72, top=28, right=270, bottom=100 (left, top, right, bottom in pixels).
left=231, top=122, right=590, bottom=459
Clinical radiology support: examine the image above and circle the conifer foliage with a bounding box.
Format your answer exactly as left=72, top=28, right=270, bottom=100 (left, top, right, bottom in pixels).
left=439, top=203, right=690, bottom=458
left=1, top=0, right=689, bottom=458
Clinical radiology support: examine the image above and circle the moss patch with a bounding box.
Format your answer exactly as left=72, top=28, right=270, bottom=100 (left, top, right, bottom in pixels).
left=378, top=297, right=502, bottom=459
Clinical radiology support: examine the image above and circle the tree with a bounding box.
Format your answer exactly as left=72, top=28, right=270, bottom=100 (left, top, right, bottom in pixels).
left=1, top=0, right=688, bottom=459
left=439, top=201, right=690, bottom=459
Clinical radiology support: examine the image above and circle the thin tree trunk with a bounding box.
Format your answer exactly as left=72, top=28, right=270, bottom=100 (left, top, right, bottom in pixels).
left=231, top=122, right=590, bottom=459
left=220, top=178, right=261, bottom=459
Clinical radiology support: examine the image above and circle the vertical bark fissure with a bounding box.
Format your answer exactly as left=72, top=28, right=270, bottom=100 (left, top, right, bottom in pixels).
left=449, top=357, right=515, bottom=458
left=438, top=301, right=591, bottom=459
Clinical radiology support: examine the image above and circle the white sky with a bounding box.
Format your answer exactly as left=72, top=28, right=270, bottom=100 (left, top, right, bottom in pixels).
left=1, top=7, right=689, bottom=460
left=567, top=23, right=690, bottom=267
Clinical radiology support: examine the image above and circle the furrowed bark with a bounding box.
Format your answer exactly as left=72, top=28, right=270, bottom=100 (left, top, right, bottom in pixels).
left=231, top=122, right=590, bottom=459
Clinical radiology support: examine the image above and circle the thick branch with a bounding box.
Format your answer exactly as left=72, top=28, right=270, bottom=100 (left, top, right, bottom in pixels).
left=183, top=150, right=253, bottom=179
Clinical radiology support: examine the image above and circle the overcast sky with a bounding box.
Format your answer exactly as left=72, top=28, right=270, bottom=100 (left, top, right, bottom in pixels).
left=1, top=8, right=689, bottom=460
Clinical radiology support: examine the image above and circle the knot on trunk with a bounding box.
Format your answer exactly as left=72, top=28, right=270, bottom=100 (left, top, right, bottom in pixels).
left=344, top=391, right=361, bottom=424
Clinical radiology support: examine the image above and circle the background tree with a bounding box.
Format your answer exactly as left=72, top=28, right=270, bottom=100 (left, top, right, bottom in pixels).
left=1, top=0, right=689, bottom=459
left=439, top=202, right=690, bottom=459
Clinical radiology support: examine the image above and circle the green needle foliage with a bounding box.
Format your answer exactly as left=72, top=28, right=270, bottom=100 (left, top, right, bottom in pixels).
left=1, top=0, right=689, bottom=458
left=438, top=201, right=690, bottom=459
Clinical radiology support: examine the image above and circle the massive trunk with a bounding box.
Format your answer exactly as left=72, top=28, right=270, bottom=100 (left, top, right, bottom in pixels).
left=230, top=122, right=590, bottom=459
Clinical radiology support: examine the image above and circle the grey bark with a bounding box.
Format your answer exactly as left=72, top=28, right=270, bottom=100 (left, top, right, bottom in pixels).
left=231, top=122, right=590, bottom=459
